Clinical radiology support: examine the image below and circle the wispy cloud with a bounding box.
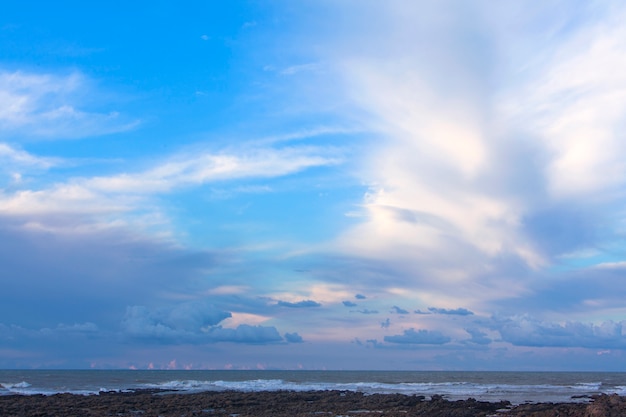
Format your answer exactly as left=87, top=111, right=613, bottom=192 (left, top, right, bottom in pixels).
left=0, top=143, right=58, bottom=169
left=0, top=70, right=139, bottom=140
left=0, top=142, right=343, bottom=229
left=301, top=0, right=626, bottom=317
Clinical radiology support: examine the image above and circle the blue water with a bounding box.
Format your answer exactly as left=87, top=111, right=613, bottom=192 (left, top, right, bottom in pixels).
left=1, top=370, right=625, bottom=404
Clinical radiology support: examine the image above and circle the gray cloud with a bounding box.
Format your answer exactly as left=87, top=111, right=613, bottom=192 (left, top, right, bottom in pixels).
left=391, top=306, right=409, bottom=314
left=428, top=307, right=474, bottom=316
left=204, top=325, right=283, bottom=344
left=384, top=328, right=451, bottom=345
left=0, top=218, right=225, bottom=328
left=355, top=294, right=366, bottom=300
left=356, top=309, right=378, bottom=314
left=121, top=303, right=284, bottom=345
left=121, top=302, right=232, bottom=342
left=342, top=301, right=357, bottom=307
left=284, top=332, right=304, bottom=343
left=494, top=315, right=626, bottom=349
left=276, top=300, right=321, bottom=308
left=463, top=328, right=492, bottom=345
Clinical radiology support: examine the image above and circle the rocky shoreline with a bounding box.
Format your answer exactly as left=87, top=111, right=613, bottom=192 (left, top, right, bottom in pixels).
left=1, top=390, right=625, bottom=417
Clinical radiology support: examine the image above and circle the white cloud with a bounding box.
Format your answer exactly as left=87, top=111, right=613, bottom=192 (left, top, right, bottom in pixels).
left=502, top=6, right=626, bottom=198
left=85, top=145, right=342, bottom=194
left=0, top=143, right=342, bottom=229
left=0, top=143, right=58, bottom=169
left=305, top=1, right=626, bottom=312
left=0, top=70, right=138, bottom=140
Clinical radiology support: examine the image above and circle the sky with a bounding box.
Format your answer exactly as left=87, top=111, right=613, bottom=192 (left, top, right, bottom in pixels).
left=2, top=0, right=626, bottom=371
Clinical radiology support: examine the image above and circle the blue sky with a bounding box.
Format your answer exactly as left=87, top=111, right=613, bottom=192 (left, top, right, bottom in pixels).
left=2, top=0, right=626, bottom=370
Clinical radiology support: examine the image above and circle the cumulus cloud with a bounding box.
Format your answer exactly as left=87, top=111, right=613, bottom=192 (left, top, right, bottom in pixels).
left=384, top=328, right=451, bottom=345
left=428, top=307, right=474, bottom=316
left=276, top=300, right=321, bottom=308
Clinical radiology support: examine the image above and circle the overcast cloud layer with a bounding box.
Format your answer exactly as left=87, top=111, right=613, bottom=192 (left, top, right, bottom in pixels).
left=2, top=1, right=626, bottom=370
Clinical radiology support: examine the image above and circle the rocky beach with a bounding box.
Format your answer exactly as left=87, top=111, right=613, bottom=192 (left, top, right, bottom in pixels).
left=1, top=390, right=625, bottom=417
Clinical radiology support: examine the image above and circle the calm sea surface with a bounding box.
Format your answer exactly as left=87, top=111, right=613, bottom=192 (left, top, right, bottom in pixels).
left=2, top=370, right=626, bottom=404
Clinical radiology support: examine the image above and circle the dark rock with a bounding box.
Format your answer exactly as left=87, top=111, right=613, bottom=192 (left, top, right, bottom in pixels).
left=0, top=391, right=623, bottom=417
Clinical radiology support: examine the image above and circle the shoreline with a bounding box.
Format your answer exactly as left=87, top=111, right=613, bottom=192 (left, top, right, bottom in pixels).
left=1, top=390, right=625, bottom=417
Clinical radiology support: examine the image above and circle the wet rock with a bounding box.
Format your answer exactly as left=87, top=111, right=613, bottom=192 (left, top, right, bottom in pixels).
left=0, top=391, right=623, bottom=417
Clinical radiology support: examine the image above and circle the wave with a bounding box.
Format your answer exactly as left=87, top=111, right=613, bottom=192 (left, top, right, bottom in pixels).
left=0, top=380, right=127, bottom=396
left=2, top=376, right=625, bottom=404
left=139, top=378, right=613, bottom=400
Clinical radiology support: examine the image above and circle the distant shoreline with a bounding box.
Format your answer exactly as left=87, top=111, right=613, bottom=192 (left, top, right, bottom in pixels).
left=1, top=390, right=625, bottom=417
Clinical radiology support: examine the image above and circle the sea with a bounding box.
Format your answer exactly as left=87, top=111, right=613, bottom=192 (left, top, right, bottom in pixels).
left=1, top=370, right=626, bottom=405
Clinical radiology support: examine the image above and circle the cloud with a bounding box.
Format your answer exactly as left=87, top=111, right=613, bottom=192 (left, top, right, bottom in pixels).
left=276, top=300, right=321, bottom=308
left=0, top=143, right=61, bottom=187
left=122, top=302, right=232, bottom=341
left=322, top=2, right=554, bottom=310
left=83, top=145, right=343, bottom=194
left=121, top=303, right=285, bottom=345
left=0, top=322, right=100, bottom=340
left=428, top=307, right=474, bottom=316
left=280, top=63, right=321, bottom=76
left=284, top=332, right=304, bottom=343
left=0, top=70, right=138, bottom=140
left=0, top=218, right=229, bottom=329
left=384, top=328, right=451, bottom=345
left=463, top=328, right=492, bottom=346
left=355, top=294, right=367, bottom=300
left=380, top=318, right=390, bottom=328
left=291, top=0, right=626, bottom=324
left=204, top=325, right=283, bottom=344
left=0, top=143, right=343, bottom=232
left=0, top=143, right=58, bottom=170
left=342, top=301, right=357, bottom=307
left=391, top=306, right=409, bottom=314
left=356, top=309, right=378, bottom=315
left=503, top=7, right=626, bottom=199
left=494, top=315, right=626, bottom=349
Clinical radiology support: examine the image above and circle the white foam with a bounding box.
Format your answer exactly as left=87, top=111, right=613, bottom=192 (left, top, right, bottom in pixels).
left=133, top=379, right=613, bottom=404
left=0, top=380, right=125, bottom=397
left=1, top=374, right=621, bottom=403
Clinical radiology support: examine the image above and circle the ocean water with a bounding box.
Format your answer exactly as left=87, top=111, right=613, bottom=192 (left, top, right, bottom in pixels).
left=1, top=370, right=626, bottom=404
